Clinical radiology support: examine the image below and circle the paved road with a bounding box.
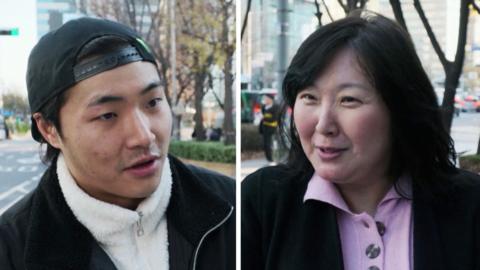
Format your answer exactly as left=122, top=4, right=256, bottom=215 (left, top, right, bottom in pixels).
left=0, top=137, right=47, bottom=214
left=451, top=112, right=480, bottom=155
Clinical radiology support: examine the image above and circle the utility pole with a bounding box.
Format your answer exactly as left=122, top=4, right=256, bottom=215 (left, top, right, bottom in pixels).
left=277, top=0, right=289, bottom=100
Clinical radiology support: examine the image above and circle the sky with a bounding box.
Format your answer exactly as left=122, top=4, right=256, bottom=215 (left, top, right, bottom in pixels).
left=0, top=0, right=36, bottom=97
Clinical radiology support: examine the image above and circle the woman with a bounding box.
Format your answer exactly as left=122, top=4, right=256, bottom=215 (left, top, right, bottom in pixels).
left=242, top=12, right=480, bottom=270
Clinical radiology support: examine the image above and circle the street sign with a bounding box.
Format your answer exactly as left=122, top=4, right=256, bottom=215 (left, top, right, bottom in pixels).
left=0, top=28, right=19, bottom=36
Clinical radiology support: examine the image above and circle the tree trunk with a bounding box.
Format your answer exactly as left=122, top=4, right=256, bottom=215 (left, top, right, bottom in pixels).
left=439, top=0, right=469, bottom=132
left=223, top=54, right=234, bottom=145
left=441, top=71, right=459, bottom=132
left=222, top=2, right=235, bottom=145
left=193, top=71, right=206, bottom=141
left=171, top=114, right=181, bottom=140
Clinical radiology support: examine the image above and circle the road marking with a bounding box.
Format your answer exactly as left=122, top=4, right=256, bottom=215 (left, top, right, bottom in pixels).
left=0, top=180, right=32, bottom=201
left=0, top=180, right=38, bottom=214
left=0, top=195, right=24, bottom=215
left=31, top=174, right=42, bottom=181
left=0, top=166, right=14, bottom=172
left=17, top=157, right=41, bottom=164
left=18, top=166, right=38, bottom=172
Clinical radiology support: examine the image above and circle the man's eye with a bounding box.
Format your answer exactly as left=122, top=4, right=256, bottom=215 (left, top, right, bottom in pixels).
left=98, top=112, right=116, bottom=120
left=299, top=93, right=316, bottom=101
left=147, top=98, right=163, bottom=108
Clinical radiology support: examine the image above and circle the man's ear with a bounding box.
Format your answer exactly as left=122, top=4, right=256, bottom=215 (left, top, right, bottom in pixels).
left=32, top=112, right=62, bottom=149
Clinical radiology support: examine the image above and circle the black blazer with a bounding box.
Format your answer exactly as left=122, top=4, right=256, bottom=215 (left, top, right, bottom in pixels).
left=242, top=165, right=480, bottom=270
left=0, top=155, right=235, bottom=270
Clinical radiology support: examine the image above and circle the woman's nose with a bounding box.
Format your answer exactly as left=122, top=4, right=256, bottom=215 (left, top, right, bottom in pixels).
left=314, top=105, right=339, bottom=137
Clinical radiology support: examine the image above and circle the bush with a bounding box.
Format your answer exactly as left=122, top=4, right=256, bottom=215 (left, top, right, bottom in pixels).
left=459, top=154, right=480, bottom=173
left=15, top=122, right=30, bottom=134
left=241, top=123, right=263, bottom=152
left=169, top=140, right=235, bottom=163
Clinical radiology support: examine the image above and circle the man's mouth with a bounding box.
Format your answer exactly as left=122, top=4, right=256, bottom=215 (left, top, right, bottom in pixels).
left=124, top=155, right=160, bottom=177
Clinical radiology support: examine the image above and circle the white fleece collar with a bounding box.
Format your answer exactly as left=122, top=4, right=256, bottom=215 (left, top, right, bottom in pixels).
left=56, top=154, right=172, bottom=246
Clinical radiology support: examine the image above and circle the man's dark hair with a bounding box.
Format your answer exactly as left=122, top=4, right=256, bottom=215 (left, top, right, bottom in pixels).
left=39, top=35, right=132, bottom=164
left=280, top=11, right=457, bottom=198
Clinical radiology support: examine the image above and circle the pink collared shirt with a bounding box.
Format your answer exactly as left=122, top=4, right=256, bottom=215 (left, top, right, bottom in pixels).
left=303, top=174, right=413, bottom=270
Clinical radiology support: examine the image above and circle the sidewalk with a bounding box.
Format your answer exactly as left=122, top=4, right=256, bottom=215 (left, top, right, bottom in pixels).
left=240, top=158, right=269, bottom=180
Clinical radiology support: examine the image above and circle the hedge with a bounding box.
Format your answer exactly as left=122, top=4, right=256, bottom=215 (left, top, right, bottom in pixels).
left=459, top=154, right=480, bottom=173
left=241, top=123, right=263, bottom=152
left=169, top=140, right=235, bottom=164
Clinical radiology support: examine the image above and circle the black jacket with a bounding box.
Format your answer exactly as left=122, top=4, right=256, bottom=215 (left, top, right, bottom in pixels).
left=0, top=155, right=235, bottom=270
left=242, top=165, right=480, bottom=270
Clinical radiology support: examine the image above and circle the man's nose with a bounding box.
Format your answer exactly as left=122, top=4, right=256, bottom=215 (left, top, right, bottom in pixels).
left=125, top=110, right=155, bottom=148
left=314, top=105, right=339, bottom=137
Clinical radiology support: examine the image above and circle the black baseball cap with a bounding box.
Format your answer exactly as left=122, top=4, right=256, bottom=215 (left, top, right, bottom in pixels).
left=27, top=17, right=157, bottom=142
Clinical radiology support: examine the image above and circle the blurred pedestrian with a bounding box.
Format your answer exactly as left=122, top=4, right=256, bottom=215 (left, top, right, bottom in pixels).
left=259, top=93, right=278, bottom=162
left=242, top=11, right=480, bottom=270
left=0, top=17, right=235, bottom=270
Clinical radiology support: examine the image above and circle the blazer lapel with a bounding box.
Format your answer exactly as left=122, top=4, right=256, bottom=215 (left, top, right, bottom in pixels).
left=412, top=196, right=445, bottom=270
left=293, top=200, right=344, bottom=270
left=284, top=171, right=344, bottom=270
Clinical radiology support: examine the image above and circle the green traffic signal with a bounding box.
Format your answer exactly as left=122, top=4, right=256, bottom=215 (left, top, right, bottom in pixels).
left=10, top=28, right=19, bottom=36
left=0, top=28, right=19, bottom=36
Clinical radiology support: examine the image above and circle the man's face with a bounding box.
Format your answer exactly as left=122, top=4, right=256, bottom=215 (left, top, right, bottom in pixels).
left=54, top=61, right=172, bottom=209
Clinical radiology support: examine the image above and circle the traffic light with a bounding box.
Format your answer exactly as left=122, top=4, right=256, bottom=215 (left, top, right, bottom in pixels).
left=0, top=28, right=19, bottom=36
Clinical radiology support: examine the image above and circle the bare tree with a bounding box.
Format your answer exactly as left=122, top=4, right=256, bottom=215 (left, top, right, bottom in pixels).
left=176, top=0, right=221, bottom=141
left=389, top=0, right=472, bottom=132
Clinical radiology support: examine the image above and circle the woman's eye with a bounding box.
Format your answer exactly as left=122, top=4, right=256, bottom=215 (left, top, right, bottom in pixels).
left=340, top=96, right=359, bottom=104
left=147, top=98, right=163, bottom=108
left=98, top=112, right=116, bottom=120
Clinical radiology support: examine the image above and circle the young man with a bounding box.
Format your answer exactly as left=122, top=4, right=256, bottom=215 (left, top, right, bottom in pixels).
left=0, top=17, right=235, bottom=270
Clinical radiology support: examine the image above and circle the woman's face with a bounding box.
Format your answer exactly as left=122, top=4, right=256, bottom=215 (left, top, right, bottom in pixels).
left=293, top=49, right=392, bottom=188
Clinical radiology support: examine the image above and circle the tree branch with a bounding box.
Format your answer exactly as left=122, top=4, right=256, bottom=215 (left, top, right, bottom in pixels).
left=337, top=0, right=348, bottom=14
left=389, top=0, right=408, bottom=32
left=453, top=0, right=469, bottom=72
left=413, top=0, right=449, bottom=68
left=241, top=0, right=252, bottom=40
left=314, top=0, right=323, bottom=26
left=321, top=0, right=334, bottom=22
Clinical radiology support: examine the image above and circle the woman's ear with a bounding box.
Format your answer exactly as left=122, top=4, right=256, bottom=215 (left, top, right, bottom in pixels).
left=32, top=112, right=62, bottom=149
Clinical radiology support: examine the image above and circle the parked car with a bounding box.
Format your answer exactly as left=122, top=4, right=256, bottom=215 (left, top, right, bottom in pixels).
left=455, top=95, right=479, bottom=113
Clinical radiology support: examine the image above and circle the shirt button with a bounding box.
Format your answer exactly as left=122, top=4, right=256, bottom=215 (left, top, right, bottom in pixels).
left=376, top=221, right=386, bottom=236
left=368, top=266, right=380, bottom=270
left=365, top=244, right=381, bottom=259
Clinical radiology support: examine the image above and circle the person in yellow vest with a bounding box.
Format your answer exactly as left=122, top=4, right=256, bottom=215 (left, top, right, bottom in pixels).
left=260, top=94, right=278, bottom=162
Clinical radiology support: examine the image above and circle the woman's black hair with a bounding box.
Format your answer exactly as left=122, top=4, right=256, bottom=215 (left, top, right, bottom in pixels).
left=281, top=11, right=457, bottom=198
left=38, top=35, right=132, bottom=164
